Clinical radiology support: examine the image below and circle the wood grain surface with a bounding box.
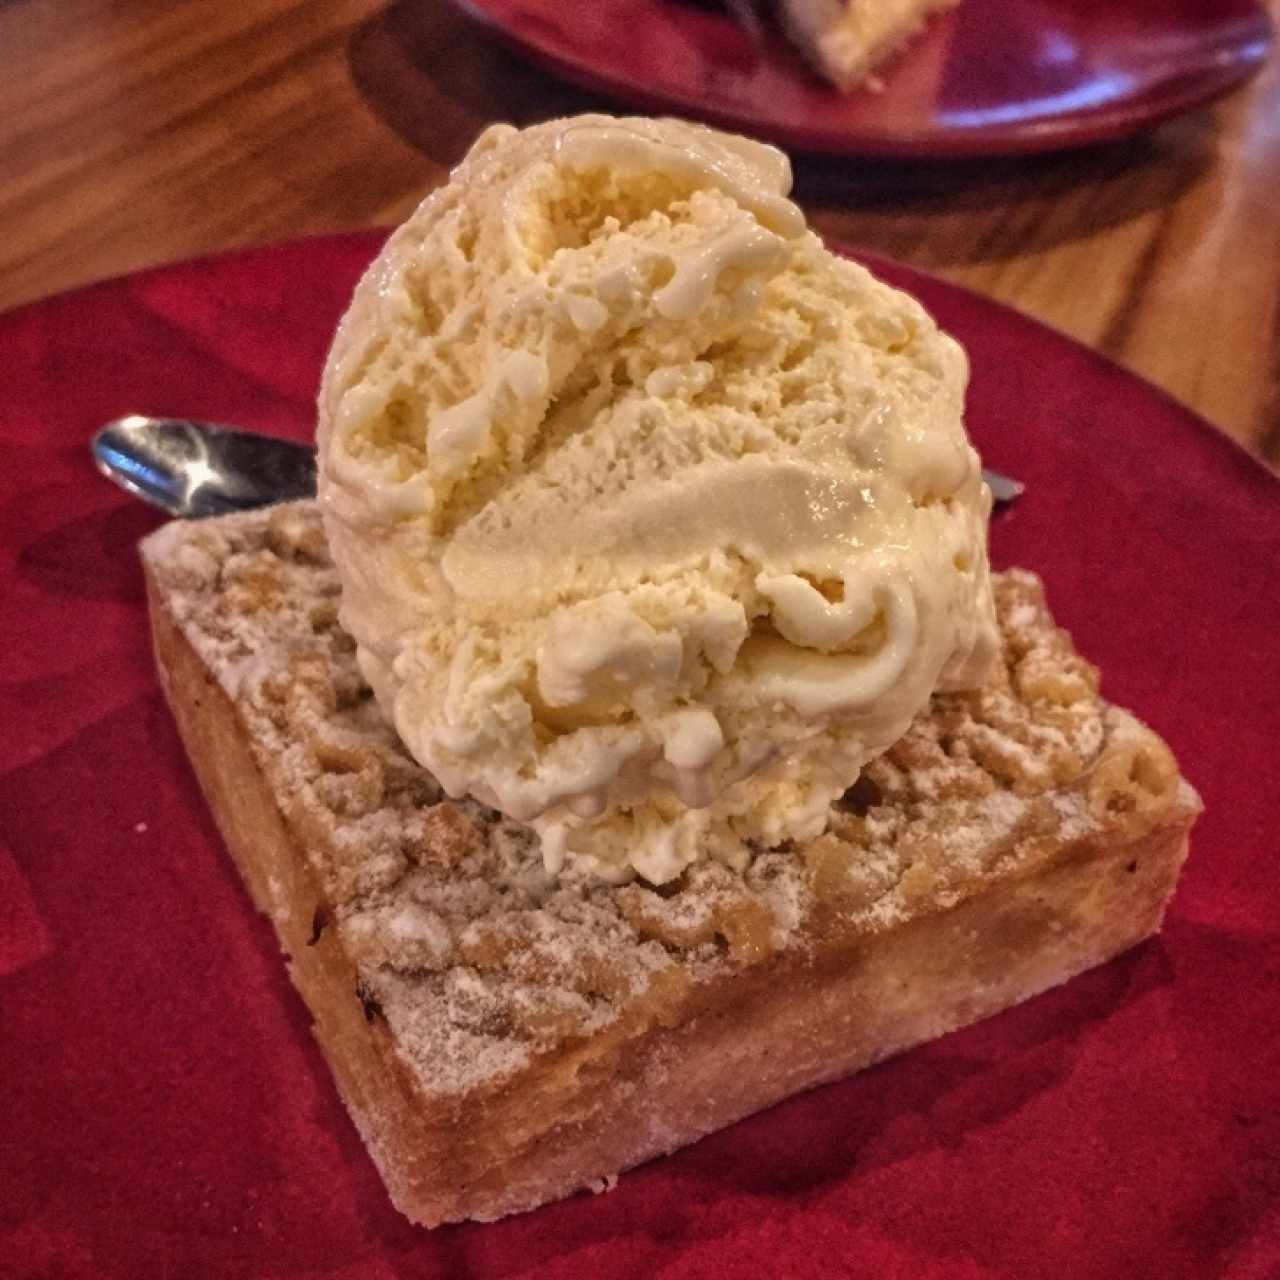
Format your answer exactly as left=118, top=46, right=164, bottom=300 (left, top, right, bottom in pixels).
left=1, top=0, right=1276, bottom=463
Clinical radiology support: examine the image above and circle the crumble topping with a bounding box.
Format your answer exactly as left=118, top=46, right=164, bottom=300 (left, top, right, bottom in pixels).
left=142, top=502, right=1193, bottom=1098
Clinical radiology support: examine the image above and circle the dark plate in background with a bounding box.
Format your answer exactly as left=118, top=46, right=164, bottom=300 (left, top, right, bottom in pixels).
left=450, top=0, right=1274, bottom=155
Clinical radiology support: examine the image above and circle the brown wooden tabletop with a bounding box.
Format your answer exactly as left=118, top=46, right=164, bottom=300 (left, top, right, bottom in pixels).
left=2, top=0, right=1277, bottom=465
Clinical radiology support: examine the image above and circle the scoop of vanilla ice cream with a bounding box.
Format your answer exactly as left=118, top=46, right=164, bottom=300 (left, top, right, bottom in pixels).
left=317, top=114, right=998, bottom=885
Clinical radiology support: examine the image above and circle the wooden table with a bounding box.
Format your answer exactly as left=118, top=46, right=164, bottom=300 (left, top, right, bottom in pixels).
left=2, top=0, right=1276, bottom=465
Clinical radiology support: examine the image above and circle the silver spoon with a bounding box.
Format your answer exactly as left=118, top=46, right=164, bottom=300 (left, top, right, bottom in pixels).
left=92, top=415, right=316, bottom=518
left=92, top=414, right=1023, bottom=518
left=984, top=467, right=1024, bottom=505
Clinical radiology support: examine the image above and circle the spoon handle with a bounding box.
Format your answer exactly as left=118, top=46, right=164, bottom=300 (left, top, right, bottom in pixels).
left=93, top=414, right=1022, bottom=517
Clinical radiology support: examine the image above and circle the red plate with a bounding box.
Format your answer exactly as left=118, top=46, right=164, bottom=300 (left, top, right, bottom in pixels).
left=1, top=234, right=1278, bottom=1279
left=449, top=0, right=1274, bottom=156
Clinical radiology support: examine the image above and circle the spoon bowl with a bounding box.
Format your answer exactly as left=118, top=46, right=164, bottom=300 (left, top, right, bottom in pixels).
left=92, top=415, right=317, bottom=518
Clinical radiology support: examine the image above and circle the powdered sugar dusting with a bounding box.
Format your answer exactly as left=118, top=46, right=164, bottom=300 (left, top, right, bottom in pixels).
left=142, top=503, right=1197, bottom=1102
